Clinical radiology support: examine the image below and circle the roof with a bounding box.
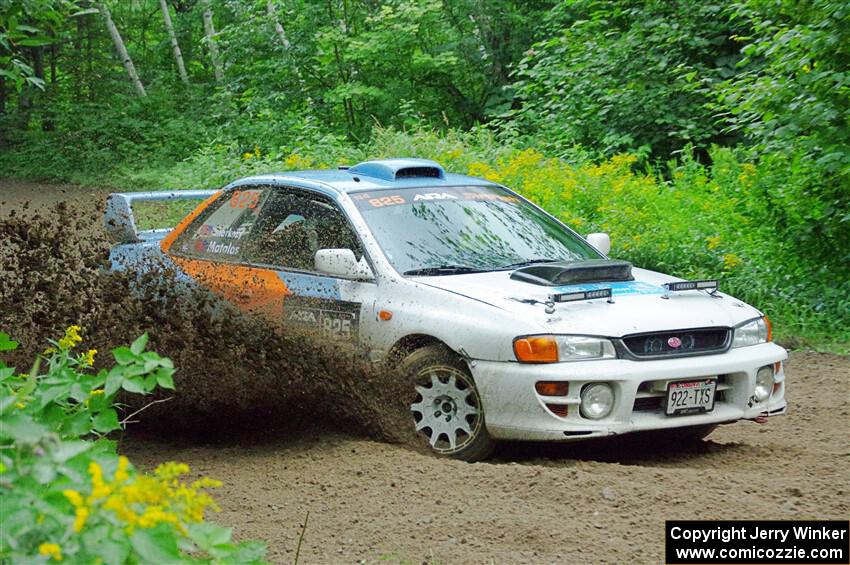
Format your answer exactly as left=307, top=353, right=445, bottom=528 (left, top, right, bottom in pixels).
left=223, top=158, right=496, bottom=195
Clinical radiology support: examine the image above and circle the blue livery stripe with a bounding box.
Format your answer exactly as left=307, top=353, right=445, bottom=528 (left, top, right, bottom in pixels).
left=552, top=281, right=666, bottom=296
left=277, top=272, right=341, bottom=299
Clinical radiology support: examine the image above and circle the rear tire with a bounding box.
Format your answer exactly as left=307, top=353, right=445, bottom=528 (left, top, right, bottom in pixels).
left=401, top=345, right=495, bottom=462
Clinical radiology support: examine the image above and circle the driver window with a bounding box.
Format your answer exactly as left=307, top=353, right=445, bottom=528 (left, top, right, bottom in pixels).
left=243, top=189, right=362, bottom=271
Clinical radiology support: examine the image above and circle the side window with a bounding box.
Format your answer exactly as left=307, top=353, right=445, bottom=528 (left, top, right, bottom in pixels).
left=242, top=189, right=362, bottom=271
left=173, top=187, right=270, bottom=262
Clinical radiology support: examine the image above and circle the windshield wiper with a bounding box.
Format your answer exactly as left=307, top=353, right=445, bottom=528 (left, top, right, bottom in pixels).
left=403, top=265, right=488, bottom=276
left=498, top=258, right=559, bottom=270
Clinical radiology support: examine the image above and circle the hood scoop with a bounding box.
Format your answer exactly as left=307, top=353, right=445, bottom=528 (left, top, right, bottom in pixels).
left=510, top=259, right=634, bottom=287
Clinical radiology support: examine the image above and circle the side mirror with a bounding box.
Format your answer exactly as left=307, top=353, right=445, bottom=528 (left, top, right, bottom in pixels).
left=586, top=232, right=611, bottom=255
left=314, top=249, right=373, bottom=280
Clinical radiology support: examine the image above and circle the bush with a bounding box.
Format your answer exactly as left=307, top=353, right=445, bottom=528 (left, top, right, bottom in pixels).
left=0, top=328, right=267, bottom=564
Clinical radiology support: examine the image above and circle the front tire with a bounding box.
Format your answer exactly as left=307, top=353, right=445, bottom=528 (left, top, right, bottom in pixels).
left=401, top=345, right=495, bottom=462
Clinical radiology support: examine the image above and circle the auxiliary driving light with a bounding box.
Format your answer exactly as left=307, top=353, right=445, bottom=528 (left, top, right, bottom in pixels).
left=754, top=365, right=774, bottom=402
left=580, top=383, right=614, bottom=420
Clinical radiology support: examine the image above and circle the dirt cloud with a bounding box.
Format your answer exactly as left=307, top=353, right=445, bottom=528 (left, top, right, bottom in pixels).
left=0, top=201, right=415, bottom=444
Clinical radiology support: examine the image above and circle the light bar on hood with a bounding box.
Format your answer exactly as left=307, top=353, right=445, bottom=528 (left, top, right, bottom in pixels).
left=663, top=279, right=719, bottom=292
left=550, top=288, right=613, bottom=303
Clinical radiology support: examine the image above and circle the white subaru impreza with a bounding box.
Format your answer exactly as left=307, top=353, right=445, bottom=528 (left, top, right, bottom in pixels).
left=106, top=158, right=788, bottom=461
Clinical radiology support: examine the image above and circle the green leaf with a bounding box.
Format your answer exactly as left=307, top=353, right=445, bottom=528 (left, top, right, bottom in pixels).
left=51, top=440, right=93, bottom=463
left=130, top=527, right=182, bottom=564
left=0, top=396, right=16, bottom=416
left=121, top=378, right=146, bottom=394
left=97, top=536, right=130, bottom=565
left=0, top=414, right=47, bottom=443
left=92, top=409, right=119, bottom=433
left=130, top=333, right=149, bottom=355
left=227, top=540, right=268, bottom=564
left=31, top=460, right=57, bottom=484
left=105, top=366, right=125, bottom=396
left=188, top=522, right=233, bottom=551
left=71, top=8, right=101, bottom=17
left=155, top=369, right=175, bottom=390
left=64, top=411, right=93, bottom=437
left=113, top=347, right=138, bottom=366
left=0, top=332, right=19, bottom=351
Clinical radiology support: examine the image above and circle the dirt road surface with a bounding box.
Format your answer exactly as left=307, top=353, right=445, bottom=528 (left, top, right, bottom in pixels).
left=3, top=181, right=849, bottom=564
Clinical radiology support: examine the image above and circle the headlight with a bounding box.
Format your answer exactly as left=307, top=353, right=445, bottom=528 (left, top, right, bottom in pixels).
left=754, top=365, right=774, bottom=402
left=732, top=316, right=771, bottom=348
left=580, top=383, right=615, bottom=419
left=514, top=335, right=616, bottom=363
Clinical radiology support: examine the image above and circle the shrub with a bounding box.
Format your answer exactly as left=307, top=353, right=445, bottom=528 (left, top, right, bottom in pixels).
left=0, top=328, right=267, bottom=564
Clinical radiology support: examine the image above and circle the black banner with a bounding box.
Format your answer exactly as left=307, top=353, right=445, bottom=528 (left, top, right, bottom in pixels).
left=666, top=520, right=849, bottom=564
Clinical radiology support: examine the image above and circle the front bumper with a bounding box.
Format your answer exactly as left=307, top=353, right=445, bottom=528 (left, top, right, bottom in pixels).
left=472, top=342, right=787, bottom=441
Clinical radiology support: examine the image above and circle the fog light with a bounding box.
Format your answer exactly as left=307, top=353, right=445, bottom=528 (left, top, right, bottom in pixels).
left=754, top=365, right=774, bottom=402
left=580, top=383, right=614, bottom=419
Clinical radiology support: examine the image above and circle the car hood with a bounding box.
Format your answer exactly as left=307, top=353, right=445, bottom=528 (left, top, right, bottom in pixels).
left=411, top=267, right=761, bottom=337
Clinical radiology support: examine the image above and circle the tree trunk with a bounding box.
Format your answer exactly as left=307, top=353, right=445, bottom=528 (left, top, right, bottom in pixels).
left=267, top=0, right=290, bottom=48
left=202, top=4, right=223, bottom=83
left=159, top=0, right=189, bottom=84
left=0, top=77, right=6, bottom=115
left=97, top=1, right=147, bottom=97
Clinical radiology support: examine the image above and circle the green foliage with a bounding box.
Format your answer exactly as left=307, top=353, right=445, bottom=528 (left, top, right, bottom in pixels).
left=511, top=0, right=744, bottom=159
left=0, top=328, right=268, bottom=564
left=717, top=0, right=850, bottom=266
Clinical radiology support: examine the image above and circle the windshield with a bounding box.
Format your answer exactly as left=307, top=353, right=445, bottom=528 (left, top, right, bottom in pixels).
left=351, top=185, right=600, bottom=275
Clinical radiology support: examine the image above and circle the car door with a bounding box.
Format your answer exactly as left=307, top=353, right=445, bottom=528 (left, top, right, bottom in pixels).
left=238, top=187, right=378, bottom=344
left=163, top=185, right=290, bottom=317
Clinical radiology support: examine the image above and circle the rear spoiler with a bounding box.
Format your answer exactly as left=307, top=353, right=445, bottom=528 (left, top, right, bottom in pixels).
left=104, top=190, right=218, bottom=244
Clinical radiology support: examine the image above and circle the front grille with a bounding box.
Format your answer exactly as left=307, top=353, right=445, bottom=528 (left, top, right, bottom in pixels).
left=633, top=396, right=662, bottom=412
left=632, top=375, right=731, bottom=413
left=621, top=327, right=730, bottom=359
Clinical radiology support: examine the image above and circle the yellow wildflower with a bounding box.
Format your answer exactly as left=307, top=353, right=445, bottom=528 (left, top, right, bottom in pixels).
left=191, top=477, right=222, bottom=489
left=154, top=462, right=190, bottom=481
left=254, top=146, right=261, bottom=158
left=138, top=505, right=179, bottom=529
left=58, top=325, right=82, bottom=350
left=723, top=253, right=743, bottom=270
left=42, top=347, right=56, bottom=356
left=114, top=456, right=130, bottom=483
left=38, top=543, right=62, bottom=561
left=81, top=349, right=97, bottom=367
left=706, top=236, right=721, bottom=250
left=15, top=402, right=25, bottom=409
left=63, top=490, right=84, bottom=508
left=242, top=152, right=253, bottom=160
left=89, top=461, right=112, bottom=499
left=90, top=389, right=105, bottom=396
left=73, top=507, right=89, bottom=532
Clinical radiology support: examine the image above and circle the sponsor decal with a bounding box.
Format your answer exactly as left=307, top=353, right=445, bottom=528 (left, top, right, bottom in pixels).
left=195, top=224, right=251, bottom=240
left=193, top=239, right=240, bottom=255
left=352, top=186, right=524, bottom=211
left=284, top=297, right=360, bottom=341
left=668, top=336, right=683, bottom=349
left=413, top=192, right=458, bottom=201
left=229, top=190, right=261, bottom=209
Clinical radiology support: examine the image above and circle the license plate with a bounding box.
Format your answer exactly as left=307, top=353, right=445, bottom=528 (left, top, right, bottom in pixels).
left=665, top=379, right=716, bottom=416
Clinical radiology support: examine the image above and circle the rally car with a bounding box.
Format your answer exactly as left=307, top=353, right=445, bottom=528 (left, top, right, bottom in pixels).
left=105, top=158, right=788, bottom=461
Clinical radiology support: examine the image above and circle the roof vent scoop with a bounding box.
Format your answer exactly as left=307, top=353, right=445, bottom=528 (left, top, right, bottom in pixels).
left=511, top=259, right=634, bottom=286
left=348, top=158, right=445, bottom=181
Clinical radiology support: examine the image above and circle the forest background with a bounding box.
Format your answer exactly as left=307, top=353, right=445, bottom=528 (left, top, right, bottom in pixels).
left=1, top=0, right=848, bottom=349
